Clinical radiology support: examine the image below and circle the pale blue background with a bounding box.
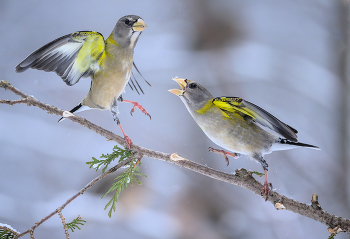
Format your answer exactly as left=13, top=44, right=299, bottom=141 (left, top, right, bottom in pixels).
left=1, top=1, right=349, bottom=238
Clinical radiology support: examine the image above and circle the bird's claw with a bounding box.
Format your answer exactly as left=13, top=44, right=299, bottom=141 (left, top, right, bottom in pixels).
left=126, top=100, right=151, bottom=119
left=130, top=107, right=136, bottom=116
left=208, top=147, right=240, bottom=166
left=124, top=135, right=133, bottom=150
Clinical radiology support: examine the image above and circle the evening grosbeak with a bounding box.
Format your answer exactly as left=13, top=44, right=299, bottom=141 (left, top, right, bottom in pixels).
left=169, top=78, right=319, bottom=200
left=16, top=15, right=149, bottom=149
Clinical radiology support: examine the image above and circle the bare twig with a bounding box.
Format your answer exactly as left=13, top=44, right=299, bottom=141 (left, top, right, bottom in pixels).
left=57, top=209, right=70, bottom=239
left=0, top=98, right=28, bottom=105
left=1, top=80, right=350, bottom=237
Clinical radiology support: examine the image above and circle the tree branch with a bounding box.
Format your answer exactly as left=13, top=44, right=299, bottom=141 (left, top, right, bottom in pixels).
left=14, top=152, right=138, bottom=239
left=1, top=80, right=349, bottom=237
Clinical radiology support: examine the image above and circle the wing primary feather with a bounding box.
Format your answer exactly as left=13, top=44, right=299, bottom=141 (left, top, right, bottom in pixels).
left=56, top=52, right=78, bottom=77
left=128, top=81, right=134, bottom=91
left=15, top=34, right=71, bottom=73
left=135, top=78, right=144, bottom=94
left=30, top=53, right=55, bottom=69
left=36, top=52, right=62, bottom=70
left=131, top=72, right=144, bottom=94
left=243, top=100, right=298, bottom=142
left=133, top=62, right=151, bottom=86
left=130, top=78, right=140, bottom=95
left=61, top=64, right=75, bottom=85
left=45, top=53, right=68, bottom=71
left=283, top=123, right=298, bottom=134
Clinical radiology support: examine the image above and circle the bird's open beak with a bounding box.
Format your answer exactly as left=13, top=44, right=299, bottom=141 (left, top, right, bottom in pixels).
left=133, top=18, right=148, bottom=32
left=169, top=77, right=187, bottom=96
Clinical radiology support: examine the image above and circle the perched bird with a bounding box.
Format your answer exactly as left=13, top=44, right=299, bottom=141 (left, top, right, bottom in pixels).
left=15, top=15, right=150, bottom=149
left=169, top=78, right=319, bottom=200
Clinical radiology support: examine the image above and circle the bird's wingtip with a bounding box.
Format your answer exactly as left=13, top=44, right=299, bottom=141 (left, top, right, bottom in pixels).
left=15, top=64, right=27, bottom=73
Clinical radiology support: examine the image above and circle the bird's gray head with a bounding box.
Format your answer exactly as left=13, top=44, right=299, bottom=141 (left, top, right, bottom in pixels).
left=169, top=78, right=213, bottom=111
left=111, top=15, right=147, bottom=48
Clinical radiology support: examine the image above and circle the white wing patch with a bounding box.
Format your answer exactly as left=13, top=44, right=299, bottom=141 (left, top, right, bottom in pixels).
left=51, top=42, right=81, bottom=58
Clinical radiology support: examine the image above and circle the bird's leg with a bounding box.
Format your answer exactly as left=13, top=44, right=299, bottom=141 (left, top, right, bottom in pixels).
left=118, top=123, right=132, bottom=150
left=122, top=99, right=151, bottom=119
left=110, top=99, right=132, bottom=150
left=255, top=155, right=271, bottom=201
left=208, top=147, right=241, bottom=166
left=262, top=169, right=271, bottom=201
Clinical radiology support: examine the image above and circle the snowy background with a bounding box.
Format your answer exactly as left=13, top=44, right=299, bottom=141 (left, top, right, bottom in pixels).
left=1, top=0, right=350, bottom=238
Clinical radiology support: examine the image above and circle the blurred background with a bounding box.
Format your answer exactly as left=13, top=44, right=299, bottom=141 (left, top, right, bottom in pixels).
left=1, top=0, right=349, bottom=238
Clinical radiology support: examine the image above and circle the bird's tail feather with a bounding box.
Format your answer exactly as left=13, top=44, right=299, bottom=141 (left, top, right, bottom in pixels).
left=58, top=103, right=90, bottom=122
left=271, top=138, right=319, bottom=151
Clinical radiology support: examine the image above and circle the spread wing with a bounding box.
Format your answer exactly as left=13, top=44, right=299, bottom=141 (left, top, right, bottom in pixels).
left=15, top=31, right=106, bottom=86
left=212, top=97, right=298, bottom=142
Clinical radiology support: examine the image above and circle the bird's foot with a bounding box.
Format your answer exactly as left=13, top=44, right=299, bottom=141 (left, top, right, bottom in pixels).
left=208, top=147, right=241, bottom=166
left=118, top=123, right=133, bottom=150
left=260, top=170, right=271, bottom=201
left=123, top=100, right=151, bottom=119
left=124, top=135, right=133, bottom=150
left=261, top=182, right=272, bottom=201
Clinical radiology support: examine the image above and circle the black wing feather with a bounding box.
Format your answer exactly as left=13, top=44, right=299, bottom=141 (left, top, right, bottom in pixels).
left=15, top=34, right=71, bottom=73
left=243, top=100, right=298, bottom=142
left=15, top=31, right=104, bottom=86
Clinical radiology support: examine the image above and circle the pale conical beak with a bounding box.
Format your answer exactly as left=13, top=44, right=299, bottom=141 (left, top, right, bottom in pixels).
left=168, top=77, right=187, bottom=96
left=133, top=18, right=148, bottom=32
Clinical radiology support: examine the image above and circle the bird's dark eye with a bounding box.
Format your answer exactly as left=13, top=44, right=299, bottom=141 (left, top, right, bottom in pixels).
left=188, top=83, right=197, bottom=89
left=124, top=19, right=131, bottom=25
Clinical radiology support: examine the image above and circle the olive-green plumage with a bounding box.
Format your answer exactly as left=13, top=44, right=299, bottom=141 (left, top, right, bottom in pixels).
left=169, top=78, right=319, bottom=199
left=15, top=15, right=149, bottom=149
